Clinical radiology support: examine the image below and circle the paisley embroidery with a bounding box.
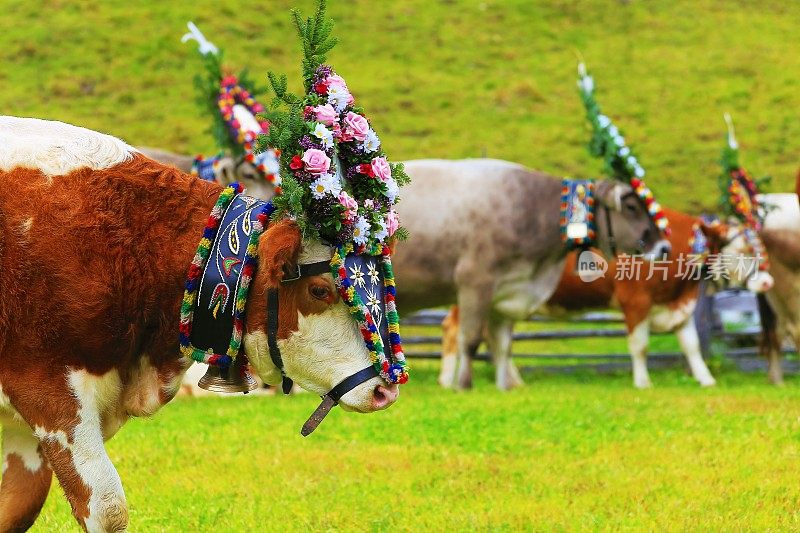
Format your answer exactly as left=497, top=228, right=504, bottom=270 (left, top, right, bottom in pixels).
left=228, top=224, right=240, bottom=255
left=223, top=257, right=241, bottom=276
left=209, top=283, right=230, bottom=319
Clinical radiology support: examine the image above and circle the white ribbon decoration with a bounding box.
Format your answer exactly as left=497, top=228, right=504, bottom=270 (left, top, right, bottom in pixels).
left=182, top=21, right=219, bottom=56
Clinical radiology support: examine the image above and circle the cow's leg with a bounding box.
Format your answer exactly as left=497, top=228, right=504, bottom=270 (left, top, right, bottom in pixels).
left=455, top=288, right=490, bottom=390
left=8, top=369, right=128, bottom=533
left=0, top=425, right=53, bottom=532
left=766, top=347, right=785, bottom=386
left=487, top=319, right=518, bottom=391
left=628, top=320, right=652, bottom=389
left=505, top=357, right=525, bottom=388
left=37, top=426, right=127, bottom=533
left=675, top=320, right=716, bottom=387
left=438, top=306, right=459, bottom=388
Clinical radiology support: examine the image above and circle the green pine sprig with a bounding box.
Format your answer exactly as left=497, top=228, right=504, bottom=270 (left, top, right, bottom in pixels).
left=577, top=62, right=646, bottom=183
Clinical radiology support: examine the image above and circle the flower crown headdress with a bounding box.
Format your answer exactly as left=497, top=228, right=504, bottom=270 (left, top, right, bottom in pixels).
left=577, top=62, right=670, bottom=235
left=258, top=0, right=409, bottom=385
left=183, top=22, right=281, bottom=189
left=719, top=113, right=770, bottom=230
left=719, top=113, right=770, bottom=271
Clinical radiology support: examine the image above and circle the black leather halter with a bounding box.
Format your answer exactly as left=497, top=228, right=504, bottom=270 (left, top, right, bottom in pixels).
left=266, top=259, right=379, bottom=436
left=601, top=202, right=617, bottom=257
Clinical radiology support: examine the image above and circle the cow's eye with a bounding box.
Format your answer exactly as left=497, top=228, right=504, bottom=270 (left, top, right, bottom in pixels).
left=309, top=285, right=330, bottom=300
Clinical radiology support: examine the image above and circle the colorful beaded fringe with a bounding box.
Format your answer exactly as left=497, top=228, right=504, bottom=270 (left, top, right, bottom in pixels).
left=331, top=243, right=409, bottom=385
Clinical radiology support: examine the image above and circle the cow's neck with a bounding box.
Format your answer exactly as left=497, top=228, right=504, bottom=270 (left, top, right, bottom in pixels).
left=518, top=173, right=568, bottom=261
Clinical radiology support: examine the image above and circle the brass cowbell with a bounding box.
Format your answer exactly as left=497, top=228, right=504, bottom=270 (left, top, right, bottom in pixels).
left=198, top=356, right=259, bottom=394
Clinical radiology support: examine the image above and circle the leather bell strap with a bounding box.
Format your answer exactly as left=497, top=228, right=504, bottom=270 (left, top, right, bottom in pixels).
left=301, top=365, right=379, bottom=437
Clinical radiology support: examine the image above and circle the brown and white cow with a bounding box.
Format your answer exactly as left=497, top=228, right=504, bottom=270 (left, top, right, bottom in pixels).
left=0, top=116, right=398, bottom=532
left=439, top=207, right=773, bottom=389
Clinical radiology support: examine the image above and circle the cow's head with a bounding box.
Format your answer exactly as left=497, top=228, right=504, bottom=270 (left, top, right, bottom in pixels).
left=704, top=218, right=774, bottom=293
left=593, top=180, right=670, bottom=259
left=243, top=219, right=398, bottom=413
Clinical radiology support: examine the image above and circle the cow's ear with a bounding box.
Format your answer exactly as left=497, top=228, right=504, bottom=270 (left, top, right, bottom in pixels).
left=258, top=220, right=302, bottom=287
left=594, top=180, right=624, bottom=212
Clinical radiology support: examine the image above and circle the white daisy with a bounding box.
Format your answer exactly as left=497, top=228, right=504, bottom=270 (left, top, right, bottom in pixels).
left=353, top=216, right=371, bottom=246
left=608, top=125, right=619, bottom=138
left=384, top=177, right=400, bottom=203
left=309, top=172, right=341, bottom=199
left=373, top=220, right=389, bottom=243
left=360, top=129, right=381, bottom=153
left=348, top=263, right=366, bottom=288
left=313, top=123, right=334, bottom=150
left=367, top=261, right=380, bottom=286
left=618, top=146, right=630, bottom=157
left=598, top=115, right=611, bottom=129
left=613, top=135, right=625, bottom=147
left=634, top=165, right=645, bottom=178
left=327, top=85, right=351, bottom=112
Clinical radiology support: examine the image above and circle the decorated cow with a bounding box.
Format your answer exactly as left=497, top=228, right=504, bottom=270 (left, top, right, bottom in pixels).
left=0, top=3, right=409, bottom=531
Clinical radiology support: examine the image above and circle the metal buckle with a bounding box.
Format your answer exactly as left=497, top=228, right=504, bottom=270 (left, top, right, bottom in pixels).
left=281, top=265, right=302, bottom=283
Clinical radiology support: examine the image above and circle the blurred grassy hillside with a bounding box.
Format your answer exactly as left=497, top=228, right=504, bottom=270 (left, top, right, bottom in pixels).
left=2, top=0, right=799, bottom=211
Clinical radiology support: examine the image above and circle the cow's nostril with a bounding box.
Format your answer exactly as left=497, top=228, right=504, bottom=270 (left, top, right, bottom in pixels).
left=371, top=384, right=398, bottom=410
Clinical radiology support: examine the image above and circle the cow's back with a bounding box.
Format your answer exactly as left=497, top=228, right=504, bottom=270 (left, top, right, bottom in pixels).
left=395, top=159, right=563, bottom=311
left=0, top=117, right=220, bottom=376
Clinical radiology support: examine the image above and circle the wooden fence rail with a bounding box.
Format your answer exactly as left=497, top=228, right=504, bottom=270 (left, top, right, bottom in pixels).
left=400, top=309, right=792, bottom=375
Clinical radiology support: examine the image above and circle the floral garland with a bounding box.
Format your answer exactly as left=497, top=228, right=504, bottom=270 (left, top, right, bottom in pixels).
left=244, top=149, right=282, bottom=192
left=577, top=62, right=670, bottom=235
left=559, top=179, right=596, bottom=248
left=728, top=169, right=760, bottom=230
left=178, top=183, right=272, bottom=367
left=217, top=75, right=269, bottom=147
left=331, top=243, right=408, bottom=384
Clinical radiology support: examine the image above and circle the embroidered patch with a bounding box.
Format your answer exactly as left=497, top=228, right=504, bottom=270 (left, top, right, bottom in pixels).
left=560, top=179, right=597, bottom=249
left=179, top=185, right=273, bottom=368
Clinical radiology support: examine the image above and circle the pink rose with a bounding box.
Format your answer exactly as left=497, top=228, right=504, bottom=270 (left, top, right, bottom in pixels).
left=386, top=210, right=400, bottom=237
left=343, top=112, right=370, bottom=142
left=326, top=74, right=348, bottom=90
left=338, top=191, right=358, bottom=222
left=370, top=157, right=391, bottom=182
left=313, top=104, right=338, bottom=126
left=301, top=149, right=331, bottom=175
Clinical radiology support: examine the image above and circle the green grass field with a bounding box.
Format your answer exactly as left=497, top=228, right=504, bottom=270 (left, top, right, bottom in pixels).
left=3, top=0, right=800, bottom=211
left=6, top=0, right=800, bottom=530
left=32, top=365, right=800, bottom=531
